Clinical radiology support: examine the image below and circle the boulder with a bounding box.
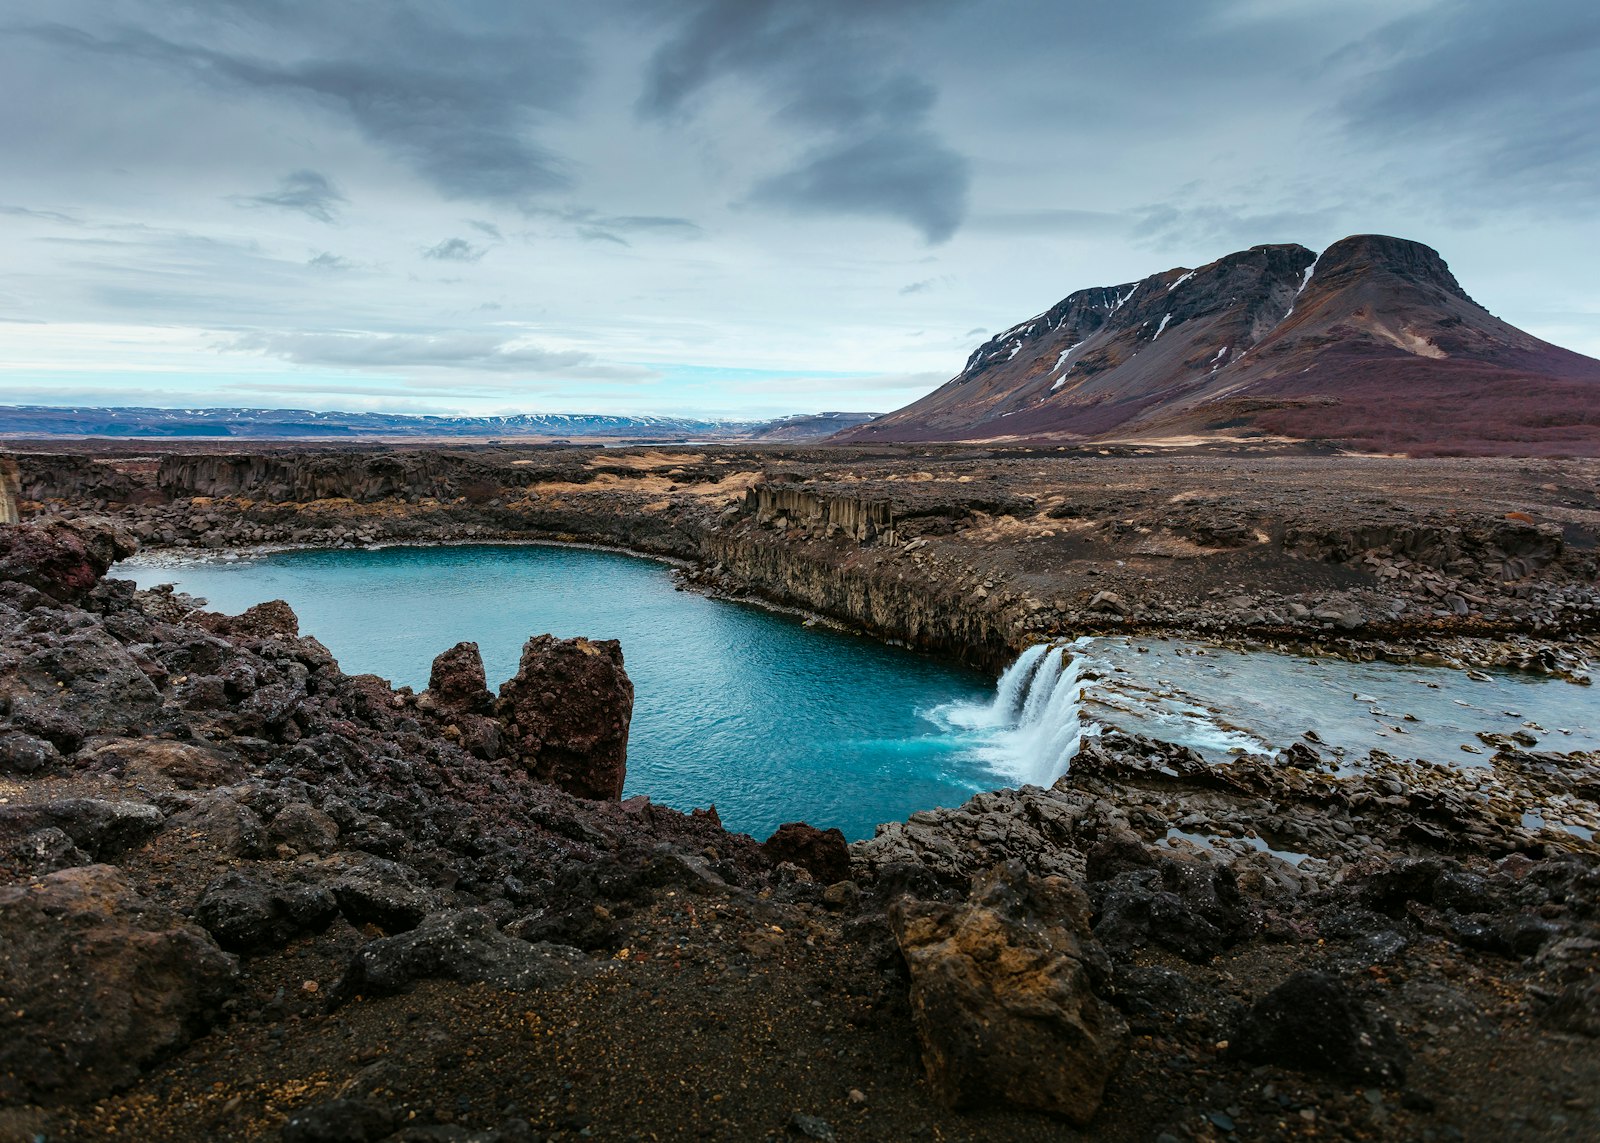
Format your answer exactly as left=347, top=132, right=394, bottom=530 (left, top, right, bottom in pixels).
left=0, top=518, right=135, bottom=602
left=333, top=910, right=591, bottom=1003
left=194, top=871, right=340, bottom=952
left=330, top=855, right=436, bottom=933
left=1231, top=970, right=1410, bottom=1083
left=762, top=822, right=851, bottom=884
left=888, top=863, right=1127, bottom=1123
left=0, top=864, right=238, bottom=1104
left=75, top=737, right=245, bottom=790
left=495, top=635, right=633, bottom=800
left=1091, top=852, right=1258, bottom=962
left=0, top=797, right=162, bottom=862
left=0, top=731, right=62, bottom=775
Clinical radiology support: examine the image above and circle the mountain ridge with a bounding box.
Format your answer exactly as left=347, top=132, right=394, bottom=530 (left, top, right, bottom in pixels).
left=836, top=234, right=1600, bottom=454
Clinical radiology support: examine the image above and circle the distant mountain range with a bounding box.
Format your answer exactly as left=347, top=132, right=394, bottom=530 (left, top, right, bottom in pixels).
left=0, top=406, right=880, bottom=443
left=835, top=235, right=1600, bottom=454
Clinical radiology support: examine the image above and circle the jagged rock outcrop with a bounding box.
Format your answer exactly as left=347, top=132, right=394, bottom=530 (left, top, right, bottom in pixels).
left=747, top=484, right=895, bottom=543
left=0, top=516, right=136, bottom=601
left=0, top=457, right=18, bottom=525
left=495, top=635, right=633, bottom=800
left=889, top=863, right=1128, bottom=1123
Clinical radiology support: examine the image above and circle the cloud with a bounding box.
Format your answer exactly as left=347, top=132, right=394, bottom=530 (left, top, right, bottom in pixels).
left=19, top=4, right=588, bottom=208
left=231, top=330, right=655, bottom=380
left=1335, top=0, right=1600, bottom=209
left=1130, top=203, right=1343, bottom=252
left=899, top=280, right=933, bottom=296
left=467, top=219, right=503, bottom=240
left=423, top=238, right=485, bottom=262
left=233, top=169, right=345, bottom=223
left=307, top=251, right=352, bottom=270
left=525, top=206, right=702, bottom=245
left=1, top=204, right=81, bottom=225
left=637, top=0, right=970, bottom=242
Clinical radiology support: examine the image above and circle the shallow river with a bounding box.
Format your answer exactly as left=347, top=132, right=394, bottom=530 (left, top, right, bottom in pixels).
left=117, top=544, right=1599, bottom=842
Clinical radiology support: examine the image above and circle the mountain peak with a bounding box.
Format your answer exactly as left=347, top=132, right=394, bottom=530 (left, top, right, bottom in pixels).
left=835, top=235, right=1600, bottom=455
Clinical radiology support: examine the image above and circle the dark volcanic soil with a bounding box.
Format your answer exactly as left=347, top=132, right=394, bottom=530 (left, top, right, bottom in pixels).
left=2, top=445, right=1599, bottom=1142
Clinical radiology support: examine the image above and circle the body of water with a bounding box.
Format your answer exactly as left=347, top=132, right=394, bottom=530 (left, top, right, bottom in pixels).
left=117, top=543, right=1599, bottom=843
left=118, top=544, right=996, bottom=841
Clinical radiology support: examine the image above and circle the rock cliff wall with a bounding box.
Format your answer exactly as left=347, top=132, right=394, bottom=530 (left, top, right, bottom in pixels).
left=0, top=457, right=18, bottom=524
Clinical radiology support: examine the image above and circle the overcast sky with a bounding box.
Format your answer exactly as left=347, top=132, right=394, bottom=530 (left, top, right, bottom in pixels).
left=2, top=0, right=1597, bottom=418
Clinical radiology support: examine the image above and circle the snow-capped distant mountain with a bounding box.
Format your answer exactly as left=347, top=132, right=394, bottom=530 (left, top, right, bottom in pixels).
left=0, top=406, right=879, bottom=443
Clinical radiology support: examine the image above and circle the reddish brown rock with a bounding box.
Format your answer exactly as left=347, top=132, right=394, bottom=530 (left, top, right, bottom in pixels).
left=0, top=518, right=136, bottom=601
left=889, top=863, right=1128, bottom=1124
left=426, top=641, right=494, bottom=715
left=204, top=598, right=300, bottom=640
left=495, top=634, right=633, bottom=800
left=0, top=864, right=238, bottom=1104
left=762, top=821, right=851, bottom=884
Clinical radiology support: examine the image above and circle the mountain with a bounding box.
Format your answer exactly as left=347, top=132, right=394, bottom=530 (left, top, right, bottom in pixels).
left=0, top=406, right=878, bottom=443
left=835, top=235, right=1600, bottom=454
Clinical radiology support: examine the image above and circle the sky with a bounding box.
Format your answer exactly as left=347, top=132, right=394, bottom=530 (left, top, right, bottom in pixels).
left=2, top=0, right=1597, bottom=419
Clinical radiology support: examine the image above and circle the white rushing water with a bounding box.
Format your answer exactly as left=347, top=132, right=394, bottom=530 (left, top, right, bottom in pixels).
left=932, top=635, right=1600, bottom=803
left=932, top=638, right=1100, bottom=787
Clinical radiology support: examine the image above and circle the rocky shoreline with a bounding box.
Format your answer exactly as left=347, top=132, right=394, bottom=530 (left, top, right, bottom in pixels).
left=2, top=446, right=1599, bottom=1141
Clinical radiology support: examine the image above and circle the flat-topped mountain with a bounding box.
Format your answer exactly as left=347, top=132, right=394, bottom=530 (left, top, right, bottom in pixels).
left=836, top=235, right=1600, bottom=454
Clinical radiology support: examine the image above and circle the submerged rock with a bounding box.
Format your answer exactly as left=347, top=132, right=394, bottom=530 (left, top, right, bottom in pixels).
left=0, top=864, right=238, bottom=1104
left=496, top=634, right=633, bottom=800
left=888, top=862, right=1127, bottom=1124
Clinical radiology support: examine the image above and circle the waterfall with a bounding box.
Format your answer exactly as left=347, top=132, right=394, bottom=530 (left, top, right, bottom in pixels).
left=934, top=639, right=1097, bottom=789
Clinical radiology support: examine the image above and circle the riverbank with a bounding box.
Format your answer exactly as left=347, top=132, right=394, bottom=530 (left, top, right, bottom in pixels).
left=11, top=445, right=1600, bottom=676
left=3, top=447, right=1599, bottom=1141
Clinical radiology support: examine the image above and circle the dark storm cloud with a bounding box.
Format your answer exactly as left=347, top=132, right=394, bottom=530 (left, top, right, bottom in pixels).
left=18, top=3, right=588, bottom=207
left=637, top=0, right=970, bottom=242
left=1337, top=0, right=1600, bottom=207
left=423, top=238, right=485, bottom=263
left=234, top=170, right=345, bottom=223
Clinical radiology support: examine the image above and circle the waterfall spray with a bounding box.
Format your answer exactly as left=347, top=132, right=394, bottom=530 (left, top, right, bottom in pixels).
left=937, top=639, right=1097, bottom=788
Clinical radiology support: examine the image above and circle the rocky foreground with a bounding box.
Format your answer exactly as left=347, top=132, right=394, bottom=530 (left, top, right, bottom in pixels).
left=3, top=447, right=1600, bottom=1141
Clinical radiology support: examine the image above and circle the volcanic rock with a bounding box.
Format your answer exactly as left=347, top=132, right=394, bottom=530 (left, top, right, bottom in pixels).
left=1230, top=970, right=1410, bottom=1084
left=0, top=864, right=238, bottom=1104
left=333, top=910, right=592, bottom=1002
left=426, top=640, right=494, bottom=715
left=495, top=634, right=633, bottom=800
left=761, top=822, right=851, bottom=884
left=193, top=870, right=340, bottom=952
left=888, top=862, right=1127, bottom=1123
left=0, top=518, right=135, bottom=601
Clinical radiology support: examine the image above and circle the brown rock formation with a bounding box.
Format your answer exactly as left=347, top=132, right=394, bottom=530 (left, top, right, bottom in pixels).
left=888, top=863, right=1128, bottom=1123
left=0, top=864, right=239, bottom=1104
left=761, top=821, right=851, bottom=883
left=495, top=635, right=633, bottom=800
left=0, top=517, right=136, bottom=601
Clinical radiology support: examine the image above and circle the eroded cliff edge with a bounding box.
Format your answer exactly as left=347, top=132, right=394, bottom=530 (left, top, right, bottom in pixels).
left=11, top=444, right=1600, bottom=675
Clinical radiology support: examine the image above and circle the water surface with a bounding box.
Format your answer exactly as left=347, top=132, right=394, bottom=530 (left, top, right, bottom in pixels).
left=119, top=544, right=995, bottom=841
